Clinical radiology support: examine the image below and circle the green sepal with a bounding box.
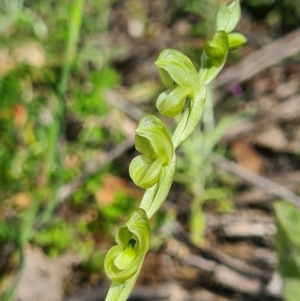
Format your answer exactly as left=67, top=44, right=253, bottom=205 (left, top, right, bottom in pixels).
left=204, top=30, right=228, bottom=67
left=129, top=155, right=164, bottom=188
left=156, top=87, right=192, bottom=118
left=155, top=49, right=200, bottom=93
left=200, top=32, right=229, bottom=85
left=105, top=259, right=144, bottom=301
left=104, top=208, right=150, bottom=282
left=140, top=156, right=177, bottom=219
left=215, top=1, right=241, bottom=33
left=228, top=32, right=247, bottom=50
left=135, top=114, right=173, bottom=164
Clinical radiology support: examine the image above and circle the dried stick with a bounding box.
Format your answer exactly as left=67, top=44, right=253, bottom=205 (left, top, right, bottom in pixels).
left=213, top=154, right=300, bottom=209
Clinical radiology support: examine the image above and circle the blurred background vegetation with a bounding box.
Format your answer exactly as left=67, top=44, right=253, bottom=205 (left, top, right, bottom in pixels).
left=0, top=0, right=300, bottom=300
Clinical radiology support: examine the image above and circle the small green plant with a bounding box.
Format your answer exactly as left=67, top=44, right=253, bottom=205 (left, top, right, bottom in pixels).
left=104, top=2, right=246, bottom=300
left=175, top=82, right=249, bottom=245
left=275, top=201, right=300, bottom=301
left=32, top=220, right=74, bottom=257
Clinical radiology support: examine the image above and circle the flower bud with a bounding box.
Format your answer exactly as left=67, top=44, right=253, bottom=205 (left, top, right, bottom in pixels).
left=204, top=31, right=228, bottom=67
left=215, top=1, right=241, bottom=33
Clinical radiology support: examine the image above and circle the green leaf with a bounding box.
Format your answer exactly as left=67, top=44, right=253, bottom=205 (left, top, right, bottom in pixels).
left=275, top=201, right=300, bottom=301
left=275, top=202, right=300, bottom=247
left=283, top=278, right=300, bottom=301
left=190, top=196, right=206, bottom=246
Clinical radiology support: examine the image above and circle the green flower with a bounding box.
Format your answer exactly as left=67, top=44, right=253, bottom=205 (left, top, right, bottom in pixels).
left=155, top=49, right=201, bottom=117
left=104, top=209, right=150, bottom=282
left=129, top=114, right=174, bottom=189
left=156, top=87, right=192, bottom=118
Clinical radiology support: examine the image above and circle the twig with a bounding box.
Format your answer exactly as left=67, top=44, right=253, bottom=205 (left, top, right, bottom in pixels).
left=105, top=90, right=144, bottom=121
left=222, top=93, right=300, bottom=146
left=183, top=253, right=264, bottom=295
left=215, top=27, right=300, bottom=87
left=213, top=154, right=300, bottom=209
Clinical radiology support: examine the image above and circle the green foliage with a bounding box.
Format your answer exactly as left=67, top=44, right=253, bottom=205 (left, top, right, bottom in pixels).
left=275, top=201, right=300, bottom=301
left=200, top=187, right=235, bottom=213
left=81, top=251, right=105, bottom=274
left=32, top=220, right=74, bottom=257
left=0, top=0, right=47, bottom=39
left=73, top=68, right=120, bottom=117
left=0, top=219, right=22, bottom=245
left=100, top=192, right=137, bottom=222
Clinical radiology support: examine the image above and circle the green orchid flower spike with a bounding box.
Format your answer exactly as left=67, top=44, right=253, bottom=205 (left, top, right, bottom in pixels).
left=129, top=114, right=174, bottom=189
left=104, top=2, right=246, bottom=300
